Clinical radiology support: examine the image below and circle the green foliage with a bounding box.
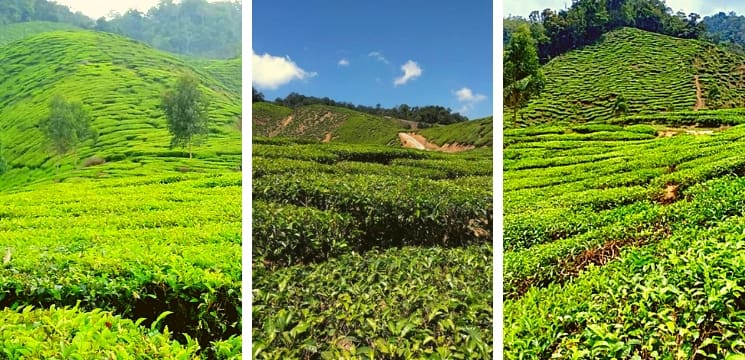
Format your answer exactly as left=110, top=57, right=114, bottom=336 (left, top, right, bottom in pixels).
left=513, top=0, right=705, bottom=63
left=100, top=0, right=241, bottom=59
left=417, top=116, right=493, bottom=147
left=252, top=103, right=409, bottom=145
left=504, top=25, right=545, bottom=124
left=0, top=21, right=79, bottom=46
left=504, top=122, right=745, bottom=358
left=39, top=94, right=93, bottom=169
left=0, top=0, right=92, bottom=28
left=252, top=139, right=492, bottom=357
left=161, top=73, right=210, bottom=158
left=0, top=305, right=200, bottom=358
left=0, top=30, right=241, bottom=189
left=253, top=245, right=493, bottom=359
left=274, top=92, right=469, bottom=123
left=253, top=201, right=359, bottom=267
left=516, top=28, right=745, bottom=125
left=0, top=173, right=241, bottom=355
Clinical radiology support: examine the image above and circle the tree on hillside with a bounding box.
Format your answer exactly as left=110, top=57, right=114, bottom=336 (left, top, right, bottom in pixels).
left=613, top=94, right=629, bottom=116
left=252, top=87, right=264, bottom=103
left=39, top=95, right=94, bottom=173
left=0, top=140, right=7, bottom=176
left=504, top=25, right=545, bottom=124
left=161, top=73, right=210, bottom=159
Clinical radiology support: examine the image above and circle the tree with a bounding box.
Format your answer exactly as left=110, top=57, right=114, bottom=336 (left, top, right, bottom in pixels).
left=0, top=140, right=6, bottom=176
left=252, top=86, right=264, bottom=103
left=39, top=95, right=93, bottom=173
left=161, top=73, right=209, bottom=159
left=613, top=94, right=629, bottom=115
left=504, top=25, right=545, bottom=124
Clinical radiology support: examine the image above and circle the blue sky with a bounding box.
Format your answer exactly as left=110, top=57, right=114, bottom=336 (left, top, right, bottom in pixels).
left=252, top=0, right=493, bottom=119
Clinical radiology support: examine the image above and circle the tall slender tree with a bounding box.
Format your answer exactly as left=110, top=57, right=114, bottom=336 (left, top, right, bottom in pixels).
left=504, top=24, right=545, bottom=124
left=161, top=73, right=210, bottom=159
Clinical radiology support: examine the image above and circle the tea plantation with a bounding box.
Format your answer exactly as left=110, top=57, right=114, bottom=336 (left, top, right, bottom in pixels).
left=252, top=137, right=493, bottom=359
left=0, top=26, right=242, bottom=359
left=509, top=27, right=745, bottom=126
left=503, top=118, right=745, bottom=358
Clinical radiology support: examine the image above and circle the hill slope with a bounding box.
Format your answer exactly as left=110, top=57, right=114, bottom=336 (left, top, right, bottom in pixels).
left=0, top=21, right=80, bottom=46
left=252, top=102, right=412, bottom=145
left=416, top=116, right=493, bottom=147
left=0, top=30, right=241, bottom=189
left=513, top=27, right=745, bottom=126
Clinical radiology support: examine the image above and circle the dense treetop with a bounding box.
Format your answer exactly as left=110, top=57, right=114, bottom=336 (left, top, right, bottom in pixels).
left=703, top=12, right=745, bottom=54
left=504, top=0, right=706, bottom=63
left=267, top=90, right=469, bottom=125
left=0, top=0, right=240, bottom=59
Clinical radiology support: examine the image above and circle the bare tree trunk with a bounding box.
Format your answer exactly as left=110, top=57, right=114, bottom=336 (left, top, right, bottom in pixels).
left=189, top=141, right=192, bottom=159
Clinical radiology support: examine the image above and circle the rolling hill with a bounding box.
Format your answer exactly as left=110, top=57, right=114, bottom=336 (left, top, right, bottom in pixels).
left=253, top=102, right=493, bottom=150
left=0, top=29, right=241, bottom=190
left=0, top=25, right=243, bottom=358
left=0, top=21, right=80, bottom=46
left=511, top=27, right=745, bottom=126
left=253, top=102, right=412, bottom=145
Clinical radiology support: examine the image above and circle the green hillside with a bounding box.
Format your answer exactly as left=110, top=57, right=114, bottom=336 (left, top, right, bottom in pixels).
left=252, top=102, right=410, bottom=145
left=0, top=28, right=242, bottom=358
left=0, top=29, right=241, bottom=190
left=0, top=21, right=80, bottom=46
left=417, top=116, right=493, bottom=147
left=512, top=27, right=745, bottom=126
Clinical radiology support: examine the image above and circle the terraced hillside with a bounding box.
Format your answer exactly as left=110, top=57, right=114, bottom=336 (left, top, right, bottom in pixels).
left=0, top=27, right=242, bottom=359
left=512, top=27, right=745, bottom=126
left=253, top=138, right=493, bottom=358
left=253, top=102, right=413, bottom=145
left=417, top=116, right=493, bottom=147
left=503, top=121, right=745, bottom=358
left=0, top=29, right=241, bottom=190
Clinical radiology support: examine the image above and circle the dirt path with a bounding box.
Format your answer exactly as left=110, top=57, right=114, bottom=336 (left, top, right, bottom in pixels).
left=398, top=133, right=427, bottom=150
left=269, top=115, right=294, bottom=137
left=694, top=75, right=705, bottom=111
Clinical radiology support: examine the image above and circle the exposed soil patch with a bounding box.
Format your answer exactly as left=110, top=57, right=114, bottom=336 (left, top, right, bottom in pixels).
left=269, top=115, right=294, bottom=137
left=398, top=132, right=476, bottom=153
left=694, top=75, right=705, bottom=111
left=399, top=133, right=427, bottom=150
left=322, top=132, right=332, bottom=143
left=657, top=126, right=725, bottom=138
left=658, top=183, right=680, bottom=205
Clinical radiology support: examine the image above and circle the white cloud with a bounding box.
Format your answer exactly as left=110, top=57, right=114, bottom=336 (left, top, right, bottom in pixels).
left=453, top=87, right=487, bottom=114
left=368, top=51, right=390, bottom=64
left=394, top=60, right=423, bottom=86
left=455, top=87, right=487, bottom=103
left=252, top=50, right=316, bottom=90
left=338, top=58, right=350, bottom=67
